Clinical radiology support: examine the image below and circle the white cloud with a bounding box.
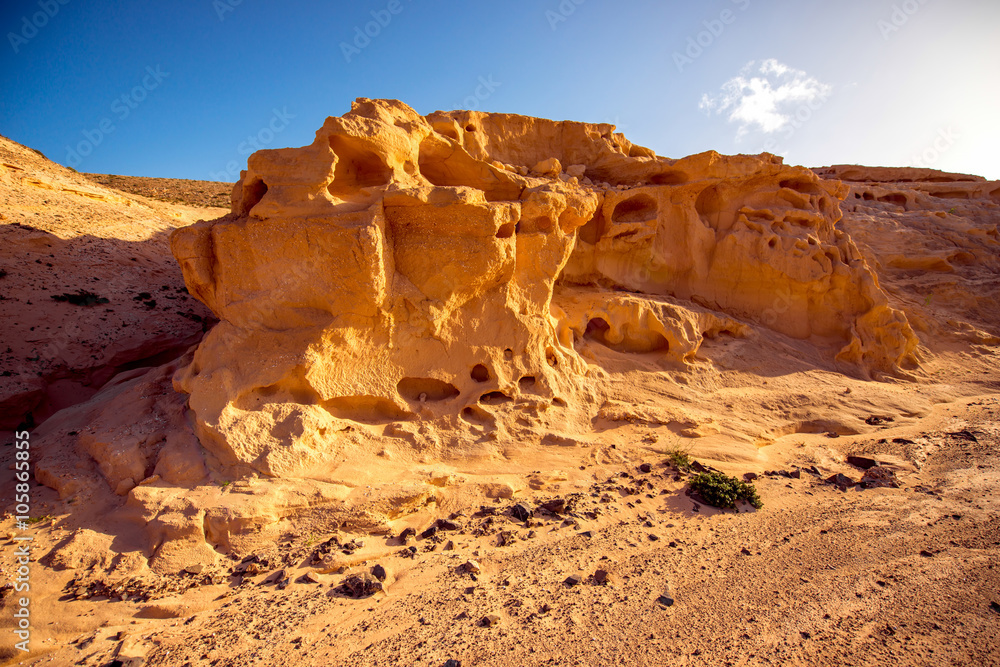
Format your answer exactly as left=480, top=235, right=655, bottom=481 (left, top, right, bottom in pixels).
left=700, top=59, right=832, bottom=139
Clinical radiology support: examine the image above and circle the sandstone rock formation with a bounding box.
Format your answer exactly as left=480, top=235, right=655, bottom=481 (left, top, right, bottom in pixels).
left=169, top=98, right=917, bottom=482
left=814, top=164, right=1000, bottom=351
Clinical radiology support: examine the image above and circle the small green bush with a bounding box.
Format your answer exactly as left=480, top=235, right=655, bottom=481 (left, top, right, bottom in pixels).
left=51, top=290, right=109, bottom=306
left=690, top=472, right=763, bottom=509
left=665, top=448, right=692, bottom=471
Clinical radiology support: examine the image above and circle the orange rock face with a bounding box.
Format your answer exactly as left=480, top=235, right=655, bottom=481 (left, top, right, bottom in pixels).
left=815, top=164, right=1000, bottom=350
left=169, top=98, right=919, bottom=478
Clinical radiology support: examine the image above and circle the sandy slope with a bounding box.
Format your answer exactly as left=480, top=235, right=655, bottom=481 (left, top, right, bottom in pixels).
left=0, top=136, right=222, bottom=426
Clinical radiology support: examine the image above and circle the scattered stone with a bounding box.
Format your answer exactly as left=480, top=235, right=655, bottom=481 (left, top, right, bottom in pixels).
left=657, top=594, right=675, bottom=607
left=436, top=518, right=461, bottom=531
left=789, top=469, right=801, bottom=479
left=301, top=571, right=323, bottom=584
left=481, top=613, right=501, bottom=627
left=341, top=573, right=383, bottom=598
left=847, top=455, right=878, bottom=470
left=443, top=660, right=462, bottom=667
left=639, top=463, right=652, bottom=473
left=919, top=550, right=934, bottom=558
left=342, top=538, right=364, bottom=553
left=564, top=574, right=583, bottom=586
left=865, top=415, right=894, bottom=426
left=511, top=502, right=534, bottom=522
left=826, top=473, right=855, bottom=489
left=539, top=603, right=552, bottom=614
left=444, top=540, right=455, bottom=550
left=581, top=530, right=593, bottom=538
left=859, top=466, right=900, bottom=489
left=463, top=560, right=482, bottom=575
left=541, top=498, right=567, bottom=514
left=594, top=569, right=609, bottom=584
left=825, top=432, right=840, bottom=439
left=183, top=564, right=206, bottom=575
left=743, top=472, right=758, bottom=481
left=419, top=525, right=438, bottom=540
left=371, top=564, right=387, bottom=581
left=648, top=534, right=659, bottom=542
left=399, top=527, right=416, bottom=542
left=989, top=601, right=1000, bottom=614
left=740, top=547, right=752, bottom=556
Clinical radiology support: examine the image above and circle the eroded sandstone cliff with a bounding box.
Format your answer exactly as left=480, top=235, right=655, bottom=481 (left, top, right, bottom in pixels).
left=25, top=100, right=1000, bottom=574
left=169, top=98, right=918, bottom=481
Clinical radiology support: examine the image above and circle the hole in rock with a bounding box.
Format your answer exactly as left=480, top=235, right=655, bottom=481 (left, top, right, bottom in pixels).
left=779, top=179, right=822, bottom=195
left=238, top=178, right=268, bottom=216
left=862, top=192, right=875, bottom=201
left=461, top=405, right=494, bottom=425
left=767, top=238, right=777, bottom=249
left=585, top=317, right=611, bottom=342
left=496, top=222, right=515, bottom=239
left=325, top=396, right=414, bottom=423
left=518, top=375, right=536, bottom=388
left=465, top=124, right=476, bottom=132
left=612, top=194, right=658, bottom=223
left=433, top=123, right=460, bottom=141
left=650, top=171, right=687, bottom=185
left=552, top=397, right=567, bottom=407
left=695, top=186, right=724, bottom=221
left=929, top=191, right=970, bottom=200
left=577, top=207, right=607, bottom=244
left=471, top=364, right=491, bottom=382
left=479, top=391, right=512, bottom=405
left=876, top=194, right=907, bottom=207
left=503, top=348, right=514, bottom=359
left=329, top=134, right=393, bottom=188
left=397, top=377, right=460, bottom=402
left=583, top=316, right=670, bottom=353
left=545, top=348, right=558, bottom=367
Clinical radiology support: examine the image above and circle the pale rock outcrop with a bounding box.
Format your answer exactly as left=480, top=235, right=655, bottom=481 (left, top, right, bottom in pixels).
left=814, top=165, right=1000, bottom=348
left=169, top=98, right=918, bottom=480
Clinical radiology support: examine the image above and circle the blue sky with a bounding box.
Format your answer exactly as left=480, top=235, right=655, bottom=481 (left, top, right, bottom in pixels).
left=1, top=0, right=997, bottom=180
